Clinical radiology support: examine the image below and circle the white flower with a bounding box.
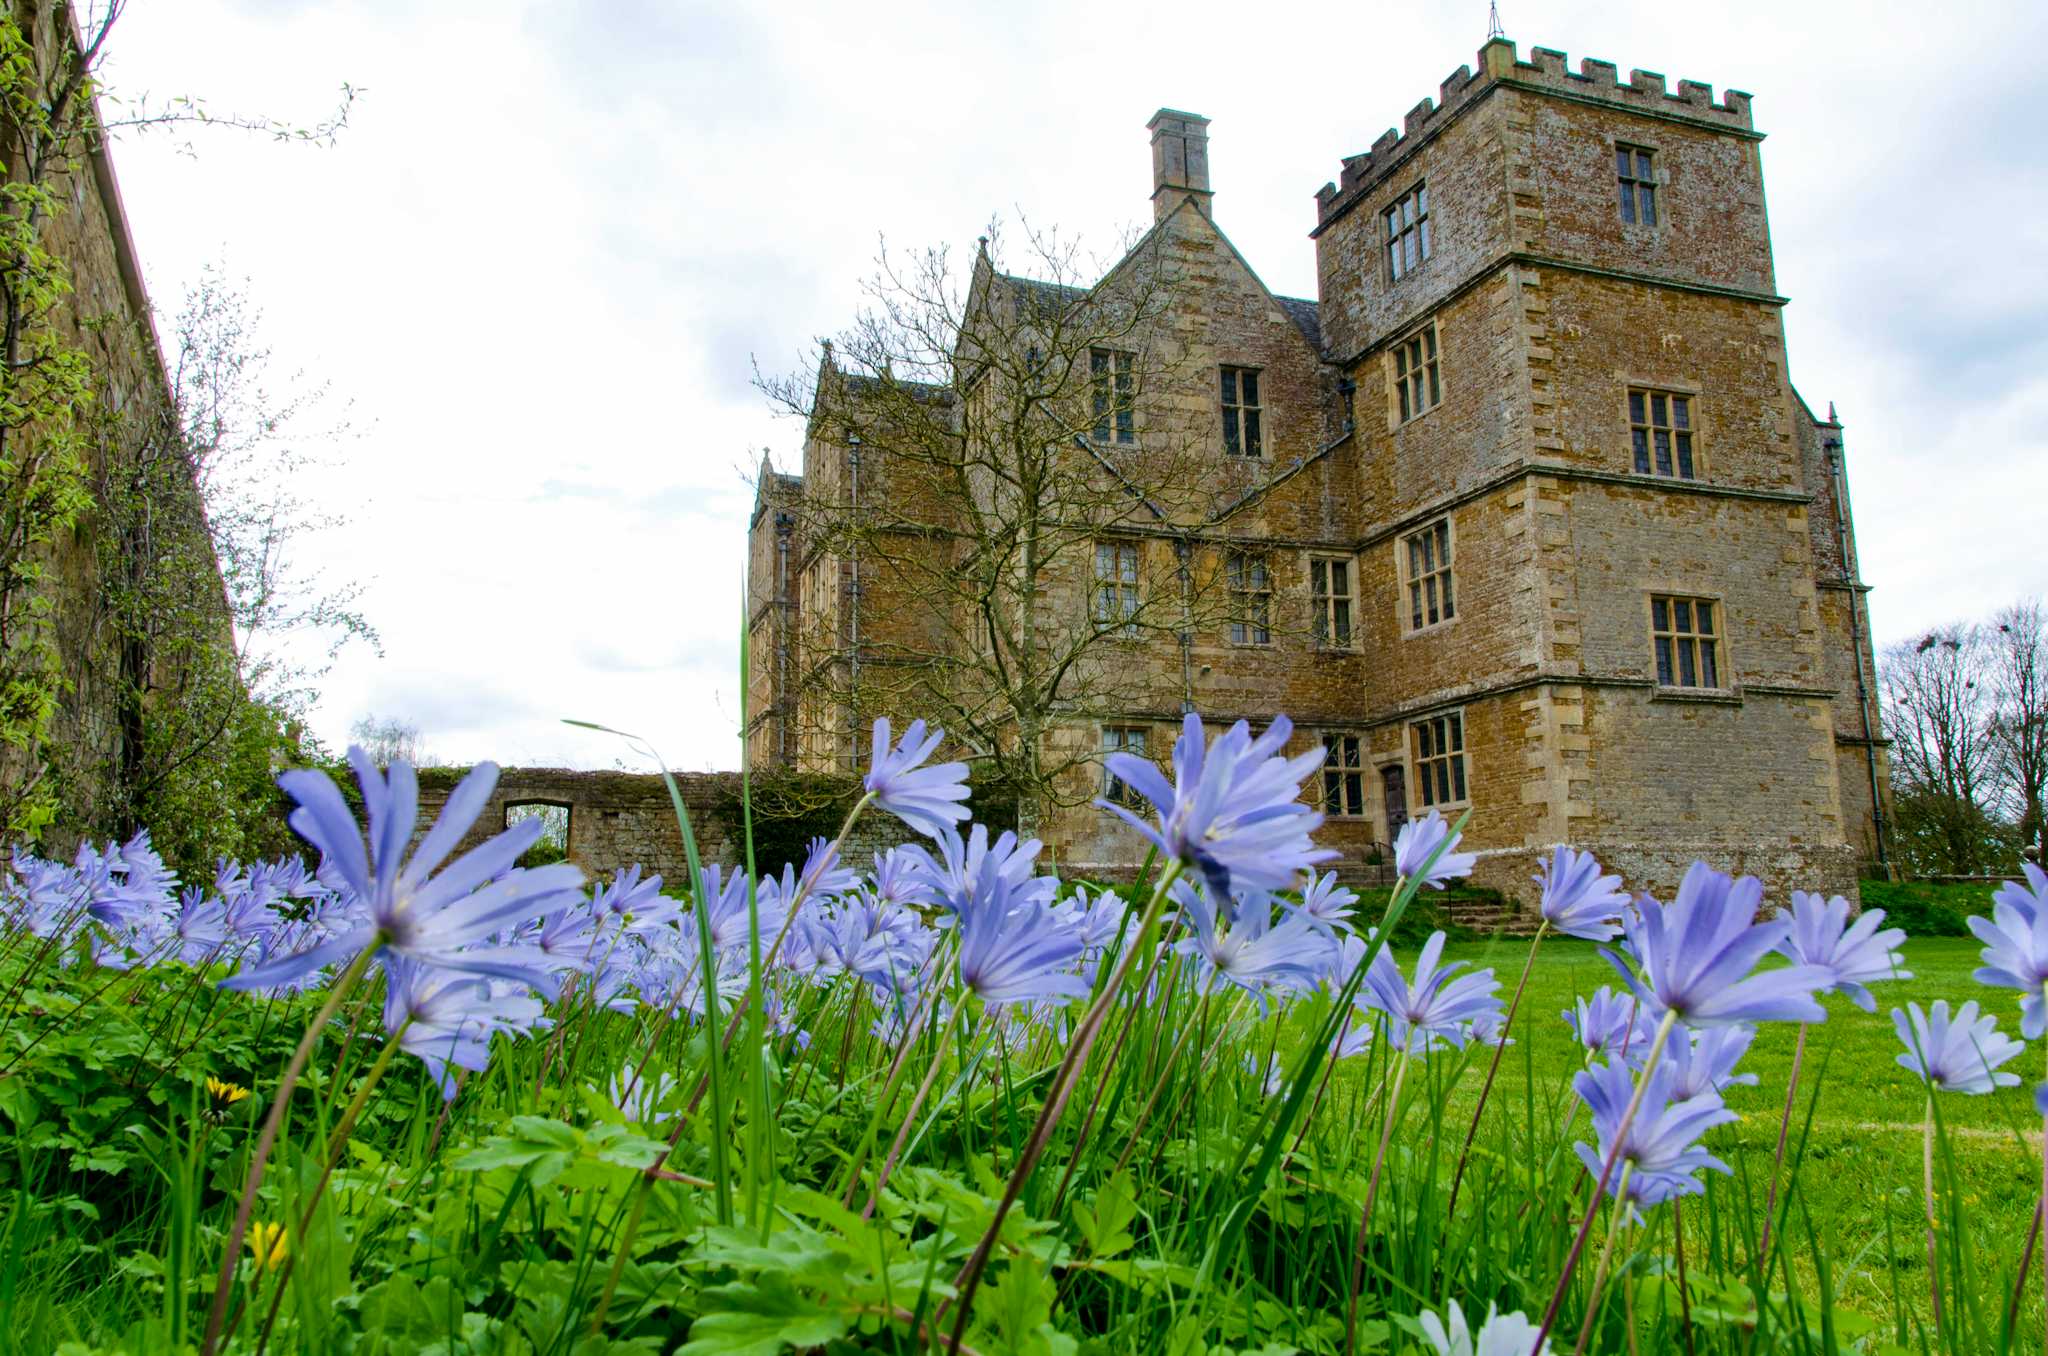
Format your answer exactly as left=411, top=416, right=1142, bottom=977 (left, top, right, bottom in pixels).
left=1418, top=1302, right=1550, bottom=1356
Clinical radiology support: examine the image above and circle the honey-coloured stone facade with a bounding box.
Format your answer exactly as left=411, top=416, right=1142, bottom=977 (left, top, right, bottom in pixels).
left=747, top=37, right=1889, bottom=915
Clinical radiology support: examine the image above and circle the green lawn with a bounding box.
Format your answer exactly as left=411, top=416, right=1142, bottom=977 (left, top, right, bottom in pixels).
left=1421, top=934, right=2042, bottom=1323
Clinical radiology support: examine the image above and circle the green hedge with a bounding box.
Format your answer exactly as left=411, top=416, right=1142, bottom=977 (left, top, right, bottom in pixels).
left=1857, top=878, right=1999, bottom=937
left=709, top=772, right=865, bottom=877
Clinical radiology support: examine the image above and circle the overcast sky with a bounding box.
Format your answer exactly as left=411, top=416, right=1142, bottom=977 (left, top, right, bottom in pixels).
left=96, top=0, right=2048, bottom=772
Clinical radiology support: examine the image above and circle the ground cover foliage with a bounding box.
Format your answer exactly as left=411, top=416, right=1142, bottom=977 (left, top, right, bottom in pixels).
left=0, top=713, right=2043, bottom=1355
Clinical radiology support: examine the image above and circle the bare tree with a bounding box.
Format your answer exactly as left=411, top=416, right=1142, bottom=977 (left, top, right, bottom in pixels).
left=1881, top=626, right=2005, bottom=874
left=1987, top=598, right=2048, bottom=864
left=348, top=714, right=421, bottom=769
left=757, top=222, right=1256, bottom=831
left=167, top=268, right=377, bottom=708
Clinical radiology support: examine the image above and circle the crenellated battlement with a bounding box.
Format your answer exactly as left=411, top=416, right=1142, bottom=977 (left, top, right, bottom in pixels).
left=1313, top=37, right=1755, bottom=230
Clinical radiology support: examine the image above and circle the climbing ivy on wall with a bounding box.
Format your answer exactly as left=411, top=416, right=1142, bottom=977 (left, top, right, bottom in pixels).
left=0, top=11, right=102, bottom=839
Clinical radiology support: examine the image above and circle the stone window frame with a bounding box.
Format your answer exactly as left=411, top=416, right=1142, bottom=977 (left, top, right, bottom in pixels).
left=1625, top=383, right=1703, bottom=480
left=1646, top=591, right=1730, bottom=691
left=1220, top=364, right=1264, bottom=458
left=1397, top=516, right=1457, bottom=637
left=1091, top=537, right=1142, bottom=639
left=1383, top=181, right=1431, bottom=284
left=1100, top=723, right=1151, bottom=807
left=503, top=800, right=573, bottom=858
left=1225, top=547, right=1273, bottom=647
left=1308, top=553, right=1357, bottom=651
left=1409, top=708, right=1470, bottom=811
left=1319, top=731, right=1368, bottom=818
left=1090, top=347, right=1137, bottom=445
left=1388, top=318, right=1442, bottom=427
left=1615, top=142, right=1661, bottom=228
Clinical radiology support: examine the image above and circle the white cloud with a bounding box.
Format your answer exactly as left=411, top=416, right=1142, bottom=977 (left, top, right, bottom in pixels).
left=95, top=0, right=2048, bottom=768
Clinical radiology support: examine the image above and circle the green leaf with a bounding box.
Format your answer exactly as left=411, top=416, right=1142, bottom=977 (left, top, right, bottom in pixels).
left=1071, top=1172, right=1137, bottom=1258
left=678, top=1275, right=852, bottom=1356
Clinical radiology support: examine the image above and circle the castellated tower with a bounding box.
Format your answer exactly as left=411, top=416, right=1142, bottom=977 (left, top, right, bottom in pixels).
left=748, top=37, right=1887, bottom=908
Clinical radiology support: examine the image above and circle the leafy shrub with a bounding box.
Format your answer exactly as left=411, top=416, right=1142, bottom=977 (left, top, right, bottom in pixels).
left=709, top=769, right=863, bottom=875
left=1858, top=878, right=1989, bottom=937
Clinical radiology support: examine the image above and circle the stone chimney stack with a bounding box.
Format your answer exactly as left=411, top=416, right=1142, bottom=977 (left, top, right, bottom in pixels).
left=1148, top=109, right=1211, bottom=223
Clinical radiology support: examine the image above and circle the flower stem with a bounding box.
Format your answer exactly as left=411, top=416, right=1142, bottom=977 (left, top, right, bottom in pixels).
left=1531, top=1007, right=1678, bottom=1355
left=838, top=981, right=941, bottom=1206
left=1923, top=1092, right=1944, bottom=1340
left=943, top=860, right=1184, bottom=1353
left=1345, top=1049, right=1411, bottom=1356
left=1672, top=1196, right=1696, bottom=1356
left=250, top=1024, right=410, bottom=1356
left=201, top=939, right=381, bottom=1356
left=1108, top=990, right=1212, bottom=1181
left=1446, top=920, right=1546, bottom=1218
left=1572, top=1166, right=1637, bottom=1356
left=1754, top=1021, right=1807, bottom=1265
left=863, top=1000, right=964, bottom=1216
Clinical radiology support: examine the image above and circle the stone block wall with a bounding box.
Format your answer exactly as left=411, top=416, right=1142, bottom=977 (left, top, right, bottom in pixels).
left=415, top=767, right=918, bottom=893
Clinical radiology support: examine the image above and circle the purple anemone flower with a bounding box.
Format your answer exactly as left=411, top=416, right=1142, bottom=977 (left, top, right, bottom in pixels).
left=1968, top=895, right=2048, bottom=1038
left=221, top=751, right=584, bottom=998
left=1393, top=811, right=1476, bottom=891
left=955, top=857, right=1088, bottom=1006
left=1361, top=930, right=1501, bottom=1056
left=591, top=865, right=677, bottom=937
left=1564, top=986, right=1660, bottom=1067
left=870, top=846, right=940, bottom=911
left=1992, top=864, right=2047, bottom=925
left=1892, top=1000, right=2025, bottom=1094
left=697, top=864, right=789, bottom=955
left=1466, top=1009, right=1513, bottom=1047
left=1776, top=891, right=1910, bottom=1013
left=806, top=893, right=933, bottom=988
left=864, top=718, right=971, bottom=840
left=1330, top=1012, right=1375, bottom=1059
left=1292, top=871, right=1359, bottom=934
left=1606, top=863, right=1831, bottom=1028
left=1170, top=880, right=1333, bottom=999
left=1573, top=1057, right=1736, bottom=1213
left=1534, top=845, right=1629, bottom=942
left=911, top=823, right=1053, bottom=916
left=528, top=905, right=601, bottom=973
left=1667, top=1023, right=1759, bottom=1099
left=1053, top=887, right=1132, bottom=953
left=171, top=887, right=235, bottom=967
left=5, top=852, right=86, bottom=940
left=382, top=957, right=550, bottom=1100
left=1099, top=713, right=1333, bottom=897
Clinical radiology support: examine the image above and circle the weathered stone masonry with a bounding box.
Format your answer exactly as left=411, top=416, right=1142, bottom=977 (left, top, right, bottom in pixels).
left=748, top=36, right=1890, bottom=915
left=416, top=768, right=915, bottom=890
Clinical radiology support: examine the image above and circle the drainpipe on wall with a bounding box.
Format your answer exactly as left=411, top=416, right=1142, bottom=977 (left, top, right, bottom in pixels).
left=774, top=508, right=794, bottom=766
left=1824, top=418, right=1890, bottom=876
left=847, top=431, right=863, bottom=775
left=1175, top=537, right=1195, bottom=714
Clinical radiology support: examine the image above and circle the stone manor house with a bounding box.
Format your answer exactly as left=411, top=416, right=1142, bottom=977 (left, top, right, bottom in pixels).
left=746, top=36, right=1888, bottom=904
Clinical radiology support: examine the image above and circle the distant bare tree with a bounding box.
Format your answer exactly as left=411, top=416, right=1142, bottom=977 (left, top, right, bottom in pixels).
left=1881, top=626, right=2006, bottom=874
left=348, top=714, right=421, bottom=768
left=1987, top=598, right=2048, bottom=864
left=757, top=222, right=1247, bottom=831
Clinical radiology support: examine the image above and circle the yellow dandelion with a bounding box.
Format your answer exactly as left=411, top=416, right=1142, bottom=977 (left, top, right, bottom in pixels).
left=246, top=1220, right=289, bottom=1272
left=204, top=1077, right=252, bottom=1124
left=206, top=1076, right=251, bottom=1107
